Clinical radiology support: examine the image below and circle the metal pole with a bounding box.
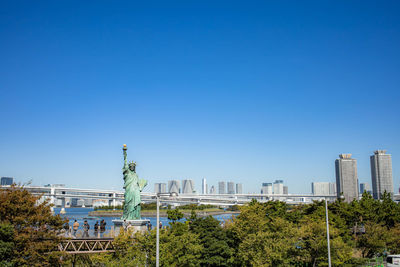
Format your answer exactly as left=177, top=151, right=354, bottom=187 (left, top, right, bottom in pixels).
left=325, top=198, right=332, bottom=267
left=156, top=196, right=160, bottom=267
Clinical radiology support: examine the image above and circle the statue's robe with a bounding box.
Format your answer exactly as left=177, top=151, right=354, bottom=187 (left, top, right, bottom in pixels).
left=121, top=166, right=147, bottom=220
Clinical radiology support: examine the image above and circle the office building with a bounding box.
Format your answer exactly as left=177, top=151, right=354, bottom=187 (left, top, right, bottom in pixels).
left=168, top=180, right=180, bottom=194
left=283, top=186, right=288, bottom=195
left=273, top=180, right=284, bottom=194
left=218, top=181, right=226, bottom=194
left=335, top=154, right=358, bottom=202
left=210, top=185, right=216, bottom=194
left=154, top=183, right=167, bottom=194
left=261, top=183, right=273, bottom=194
left=227, top=182, right=235, bottom=194
left=236, top=183, right=243, bottom=194
left=202, top=178, right=207, bottom=194
left=1, top=177, right=13, bottom=186
left=370, top=150, right=393, bottom=199
left=182, top=179, right=195, bottom=194
left=312, top=182, right=336, bottom=195
left=359, top=182, right=371, bottom=194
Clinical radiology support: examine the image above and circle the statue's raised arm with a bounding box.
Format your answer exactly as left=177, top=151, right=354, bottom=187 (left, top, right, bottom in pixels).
left=123, top=144, right=128, bottom=171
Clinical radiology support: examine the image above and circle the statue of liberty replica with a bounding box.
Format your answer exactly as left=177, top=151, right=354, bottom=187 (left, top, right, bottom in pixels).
left=122, top=144, right=147, bottom=220
left=112, top=144, right=150, bottom=235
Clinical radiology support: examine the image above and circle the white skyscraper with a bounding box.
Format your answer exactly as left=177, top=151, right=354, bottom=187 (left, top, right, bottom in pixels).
left=168, top=180, right=180, bottom=194
left=371, top=150, right=393, bottom=199
left=202, top=178, right=207, bottom=194
left=261, top=183, right=273, bottom=194
left=218, top=181, right=226, bottom=194
left=182, top=179, right=195, bottom=194
left=227, top=182, right=235, bottom=194
left=236, top=183, right=243, bottom=194
left=273, top=180, right=284, bottom=194
left=311, top=182, right=336, bottom=195
left=154, top=183, right=167, bottom=193
left=210, top=185, right=216, bottom=194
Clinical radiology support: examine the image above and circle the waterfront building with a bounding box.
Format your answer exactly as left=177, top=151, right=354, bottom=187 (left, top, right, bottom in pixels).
left=210, top=185, right=216, bottom=194
left=1, top=177, right=13, bottom=186
left=261, top=183, right=273, bottom=194
left=312, top=182, right=336, bottom=195
left=273, top=180, right=284, bottom=194
left=236, top=183, right=243, bottom=194
left=335, top=154, right=359, bottom=202
left=218, top=181, right=226, bottom=194
left=154, top=183, right=167, bottom=194
left=168, top=180, right=180, bottom=194
left=182, top=179, right=195, bottom=194
left=283, top=186, right=288, bottom=195
left=202, top=178, right=207, bottom=194
left=359, top=182, right=371, bottom=194
left=370, top=150, right=393, bottom=199
left=227, top=182, right=235, bottom=194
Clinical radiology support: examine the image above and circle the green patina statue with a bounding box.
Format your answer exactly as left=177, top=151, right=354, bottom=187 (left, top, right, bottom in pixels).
left=121, top=144, right=147, bottom=220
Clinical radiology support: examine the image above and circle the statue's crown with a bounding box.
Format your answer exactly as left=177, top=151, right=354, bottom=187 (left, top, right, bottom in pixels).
left=129, top=161, right=136, bottom=166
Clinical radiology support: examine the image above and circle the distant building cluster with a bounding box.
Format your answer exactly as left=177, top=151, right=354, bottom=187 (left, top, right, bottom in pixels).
left=260, top=180, right=288, bottom=195
left=154, top=178, right=243, bottom=195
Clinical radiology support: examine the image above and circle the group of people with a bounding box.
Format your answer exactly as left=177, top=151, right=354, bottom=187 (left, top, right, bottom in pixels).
left=63, top=219, right=107, bottom=238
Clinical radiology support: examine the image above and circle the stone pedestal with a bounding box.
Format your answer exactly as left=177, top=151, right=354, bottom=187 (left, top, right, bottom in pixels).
left=112, top=219, right=150, bottom=237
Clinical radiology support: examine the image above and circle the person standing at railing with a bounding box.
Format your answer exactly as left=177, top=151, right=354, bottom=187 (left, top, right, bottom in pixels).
left=94, top=221, right=99, bottom=238
left=83, top=220, right=90, bottom=238
left=100, top=219, right=106, bottom=237
left=73, top=220, right=79, bottom=237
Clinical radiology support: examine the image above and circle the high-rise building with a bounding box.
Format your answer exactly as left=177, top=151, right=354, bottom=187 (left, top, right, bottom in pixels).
left=370, top=150, right=393, bottom=199
left=210, top=185, right=216, bottom=194
left=218, top=181, right=226, bottom=194
left=168, top=180, right=180, bottom=194
left=273, top=180, right=284, bottom=194
left=1, top=177, right=13, bottom=186
left=154, top=183, right=167, bottom=194
left=312, top=182, right=336, bottom=195
left=335, top=154, right=358, bottom=202
left=236, top=183, right=243, bottom=194
left=261, top=183, right=273, bottom=194
left=182, top=179, right=195, bottom=194
left=227, top=182, right=235, bottom=194
left=359, top=182, right=371, bottom=194
left=283, top=186, right=288, bottom=195
left=202, top=178, right=207, bottom=194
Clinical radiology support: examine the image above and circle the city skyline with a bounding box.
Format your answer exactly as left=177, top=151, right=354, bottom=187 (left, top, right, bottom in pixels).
left=1, top=1, right=399, bottom=194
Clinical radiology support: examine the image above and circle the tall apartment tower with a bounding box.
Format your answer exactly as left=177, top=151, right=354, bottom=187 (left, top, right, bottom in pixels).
left=236, top=183, right=243, bottom=194
left=182, top=179, right=195, bottom=194
left=202, top=178, right=207, bottom=194
left=168, top=180, right=180, bottom=194
left=370, top=150, right=393, bottom=199
left=261, top=183, right=273, bottom=194
left=283, top=186, right=288, bottom=195
left=273, top=180, right=284, bottom=194
left=154, top=183, right=167, bottom=193
left=227, top=182, right=235, bottom=194
left=210, top=185, right=216, bottom=194
left=218, top=181, right=226, bottom=194
left=335, top=154, right=359, bottom=202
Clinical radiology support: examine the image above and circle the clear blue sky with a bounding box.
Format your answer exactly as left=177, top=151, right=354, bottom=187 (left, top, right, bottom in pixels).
left=0, top=1, right=399, bottom=193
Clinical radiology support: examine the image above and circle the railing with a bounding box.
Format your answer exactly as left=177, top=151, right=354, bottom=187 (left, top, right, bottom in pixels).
left=58, top=238, right=115, bottom=254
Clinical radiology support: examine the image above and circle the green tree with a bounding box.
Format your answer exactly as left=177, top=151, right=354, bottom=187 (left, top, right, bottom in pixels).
left=0, top=222, right=14, bottom=266
left=0, top=185, right=66, bottom=266
left=167, top=208, right=184, bottom=223
left=190, top=216, right=233, bottom=266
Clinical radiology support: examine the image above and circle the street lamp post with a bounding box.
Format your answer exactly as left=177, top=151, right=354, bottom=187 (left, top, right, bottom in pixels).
left=325, top=198, right=331, bottom=267
left=155, top=192, right=177, bottom=267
